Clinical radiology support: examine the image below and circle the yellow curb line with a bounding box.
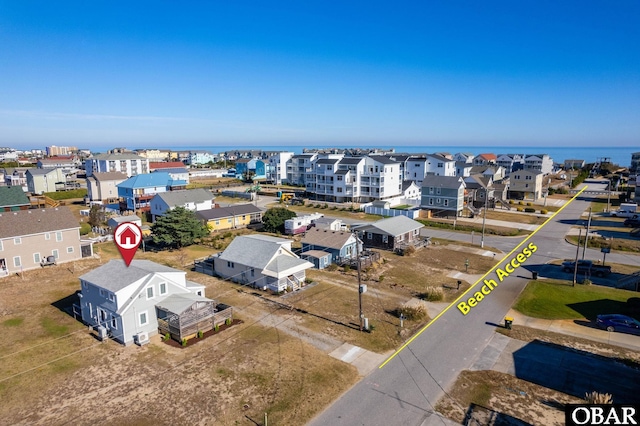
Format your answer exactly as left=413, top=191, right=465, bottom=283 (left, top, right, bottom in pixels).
left=379, top=186, right=589, bottom=369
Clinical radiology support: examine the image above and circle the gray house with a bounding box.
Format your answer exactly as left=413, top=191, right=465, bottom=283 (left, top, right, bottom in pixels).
left=213, top=235, right=313, bottom=292
left=352, top=215, right=424, bottom=252
left=79, top=259, right=207, bottom=345
left=421, top=175, right=466, bottom=217
left=300, top=228, right=359, bottom=268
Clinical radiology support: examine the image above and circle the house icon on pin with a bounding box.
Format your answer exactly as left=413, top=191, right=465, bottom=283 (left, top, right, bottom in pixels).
left=119, top=227, right=137, bottom=246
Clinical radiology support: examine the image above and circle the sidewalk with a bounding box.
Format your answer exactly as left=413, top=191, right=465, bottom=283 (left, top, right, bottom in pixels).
left=455, top=216, right=540, bottom=231
left=505, top=309, right=640, bottom=351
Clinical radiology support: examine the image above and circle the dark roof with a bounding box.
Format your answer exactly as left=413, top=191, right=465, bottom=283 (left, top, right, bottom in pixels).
left=196, top=204, right=263, bottom=221
left=0, top=207, right=79, bottom=239
left=427, top=153, right=452, bottom=162
left=315, top=158, right=340, bottom=165
left=421, top=175, right=465, bottom=189
left=401, top=180, right=418, bottom=191
left=338, top=157, right=363, bottom=165
left=0, top=186, right=30, bottom=208
left=368, top=156, right=399, bottom=165
left=389, top=154, right=411, bottom=162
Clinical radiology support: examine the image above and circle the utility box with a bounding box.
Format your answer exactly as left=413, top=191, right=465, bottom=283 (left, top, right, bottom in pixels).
left=359, top=284, right=367, bottom=294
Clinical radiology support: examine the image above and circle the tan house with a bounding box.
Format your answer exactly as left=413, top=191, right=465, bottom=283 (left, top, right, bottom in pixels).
left=0, top=207, right=89, bottom=277
left=86, top=171, right=128, bottom=204
left=508, top=170, right=543, bottom=200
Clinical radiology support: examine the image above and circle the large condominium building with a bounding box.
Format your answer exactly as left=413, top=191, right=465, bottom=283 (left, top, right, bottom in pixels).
left=85, top=153, right=150, bottom=178
left=46, top=145, right=77, bottom=156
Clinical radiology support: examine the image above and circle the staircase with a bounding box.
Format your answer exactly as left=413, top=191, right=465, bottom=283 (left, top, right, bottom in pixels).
left=496, top=198, right=511, bottom=210
left=45, top=196, right=60, bottom=208
left=467, top=204, right=481, bottom=216
left=617, top=270, right=640, bottom=291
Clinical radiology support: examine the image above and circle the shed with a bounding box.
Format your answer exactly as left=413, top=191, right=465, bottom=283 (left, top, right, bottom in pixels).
left=300, top=250, right=332, bottom=270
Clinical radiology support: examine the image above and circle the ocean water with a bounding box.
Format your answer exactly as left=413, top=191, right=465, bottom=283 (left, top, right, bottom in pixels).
left=171, top=145, right=638, bottom=168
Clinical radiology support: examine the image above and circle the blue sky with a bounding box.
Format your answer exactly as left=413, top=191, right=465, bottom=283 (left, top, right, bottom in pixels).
left=1, top=1, right=638, bottom=149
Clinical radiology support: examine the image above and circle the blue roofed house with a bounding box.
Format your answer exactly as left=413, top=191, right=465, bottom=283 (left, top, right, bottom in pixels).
left=117, top=172, right=187, bottom=213
left=300, top=228, right=359, bottom=269
left=78, top=259, right=216, bottom=345
left=213, top=235, right=313, bottom=292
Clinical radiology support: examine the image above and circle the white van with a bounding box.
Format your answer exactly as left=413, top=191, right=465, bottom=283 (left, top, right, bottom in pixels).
left=610, top=203, right=638, bottom=218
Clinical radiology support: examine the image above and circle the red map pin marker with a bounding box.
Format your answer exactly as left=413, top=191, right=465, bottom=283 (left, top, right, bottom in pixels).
left=114, top=222, right=142, bottom=266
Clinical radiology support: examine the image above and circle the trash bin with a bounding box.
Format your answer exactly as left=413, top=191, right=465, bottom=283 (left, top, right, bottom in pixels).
left=504, top=317, right=513, bottom=330
left=532, top=271, right=538, bottom=280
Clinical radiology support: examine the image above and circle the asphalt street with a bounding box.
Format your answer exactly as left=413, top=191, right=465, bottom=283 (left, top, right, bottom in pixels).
left=308, top=189, right=639, bottom=426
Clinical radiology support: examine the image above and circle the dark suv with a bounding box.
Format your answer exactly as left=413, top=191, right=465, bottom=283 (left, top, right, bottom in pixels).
left=624, top=218, right=640, bottom=227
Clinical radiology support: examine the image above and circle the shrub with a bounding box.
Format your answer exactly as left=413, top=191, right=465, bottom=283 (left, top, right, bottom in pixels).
left=403, top=246, right=416, bottom=256
left=420, top=286, right=444, bottom=302
left=584, top=391, right=613, bottom=404
left=526, top=202, right=532, bottom=206
left=181, top=338, right=188, bottom=347
left=378, top=275, right=385, bottom=283
left=197, top=330, right=204, bottom=338
left=397, top=305, right=428, bottom=321
left=518, top=201, right=524, bottom=205
left=214, top=324, right=220, bottom=332
left=225, top=318, right=232, bottom=326
left=509, top=200, right=514, bottom=204
left=323, top=203, right=329, bottom=209
left=516, top=207, right=524, bottom=212
left=367, top=323, right=376, bottom=333
left=540, top=209, right=548, bottom=214
left=326, top=263, right=338, bottom=271
left=79, top=223, right=91, bottom=235
left=164, top=332, right=170, bottom=341
left=315, top=204, right=321, bottom=208
left=524, top=207, right=536, bottom=213
left=581, top=278, right=592, bottom=286
left=343, top=264, right=351, bottom=273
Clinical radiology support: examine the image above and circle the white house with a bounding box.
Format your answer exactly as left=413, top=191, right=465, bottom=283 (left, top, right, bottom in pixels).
left=150, top=188, right=214, bottom=221
left=213, top=235, right=313, bottom=293
left=79, top=260, right=208, bottom=345
left=267, top=152, right=294, bottom=185
left=524, top=154, right=554, bottom=175
left=85, top=153, right=150, bottom=178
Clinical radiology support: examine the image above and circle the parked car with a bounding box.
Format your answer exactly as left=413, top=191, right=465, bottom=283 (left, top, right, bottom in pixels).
left=623, top=218, right=640, bottom=228
left=561, top=260, right=612, bottom=277
left=596, top=314, right=640, bottom=335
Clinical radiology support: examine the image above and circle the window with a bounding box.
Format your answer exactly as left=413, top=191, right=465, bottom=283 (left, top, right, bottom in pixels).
left=437, top=198, right=441, bottom=204
left=367, top=232, right=372, bottom=240
left=429, top=187, right=434, bottom=194
left=146, top=286, right=154, bottom=299
left=444, top=199, right=449, bottom=207
left=52, top=249, right=59, bottom=259
left=56, top=232, right=62, bottom=242
left=250, top=268, right=255, bottom=277
left=99, top=308, right=107, bottom=322
left=429, top=198, right=434, bottom=205
left=33, top=253, right=41, bottom=264
left=215, top=220, right=220, bottom=225
left=525, top=184, right=529, bottom=188
left=67, top=246, right=74, bottom=254
left=227, top=261, right=235, bottom=268
left=13, top=256, right=21, bottom=267
left=159, top=282, right=167, bottom=295
left=437, top=162, right=443, bottom=168
left=139, top=311, right=148, bottom=326
left=382, top=235, right=388, bottom=244
left=111, top=316, right=118, bottom=329
left=14, top=237, right=21, bottom=245
left=436, top=187, right=441, bottom=194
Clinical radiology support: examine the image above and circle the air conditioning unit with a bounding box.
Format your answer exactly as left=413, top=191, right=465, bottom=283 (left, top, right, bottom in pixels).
left=134, top=331, right=149, bottom=346
left=96, top=326, right=108, bottom=341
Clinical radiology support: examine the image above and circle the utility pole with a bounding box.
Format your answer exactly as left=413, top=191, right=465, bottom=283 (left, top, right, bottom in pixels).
left=582, top=207, right=592, bottom=260
left=355, top=232, right=363, bottom=332
left=606, top=178, right=611, bottom=213
left=573, top=228, right=581, bottom=286
left=480, top=200, right=487, bottom=248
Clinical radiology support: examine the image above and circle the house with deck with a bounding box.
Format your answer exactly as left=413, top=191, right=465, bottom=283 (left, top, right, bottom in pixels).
left=352, top=215, right=425, bottom=253
left=212, top=235, right=313, bottom=292
left=300, top=228, right=359, bottom=269
left=78, top=259, right=229, bottom=345
left=420, top=175, right=466, bottom=217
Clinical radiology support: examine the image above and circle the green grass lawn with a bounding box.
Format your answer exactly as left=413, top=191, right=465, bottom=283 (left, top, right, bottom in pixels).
left=513, top=280, right=639, bottom=320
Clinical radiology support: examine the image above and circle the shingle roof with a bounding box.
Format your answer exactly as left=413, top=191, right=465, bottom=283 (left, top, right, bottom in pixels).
left=196, top=204, right=263, bottom=221
left=301, top=228, right=353, bottom=250
left=79, top=259, right=182, bottom=292
left=338, top=157, right=363, bottom=165
left=0, top=207, right=79, bottom=239
left=155, top=188, right=214, bottom=207
left=152, top=167, right=188, bottom=174
left=217, top=235, right=292, bottom=270
left=368, top=156, right=399, bottom=165
left=26, top=168, right=54, bottom=176
left=149, top=161, right=185, bottom=169
left=315, top=158, right=340, bottom=165
left=421, top=175, right=465, bottom=189
left=354, top=215, right=423, bottom=237
left=0, top=186, right=30, bottom=208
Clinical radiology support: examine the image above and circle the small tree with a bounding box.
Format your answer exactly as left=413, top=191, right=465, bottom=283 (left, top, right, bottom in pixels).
left=88, top=205, right=106, bottom=227
left=151, top=207, right=209, bottom=248
left=262, top=207, right=297, bottom=233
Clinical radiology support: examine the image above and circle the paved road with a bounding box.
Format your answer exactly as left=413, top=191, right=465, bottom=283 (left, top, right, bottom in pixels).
left=309, top=191, right=639, bottom=426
